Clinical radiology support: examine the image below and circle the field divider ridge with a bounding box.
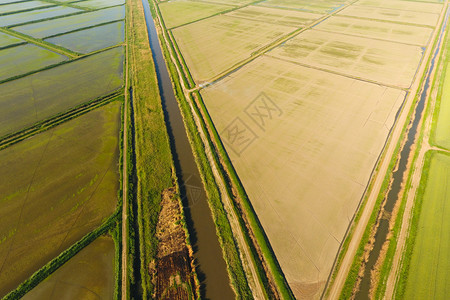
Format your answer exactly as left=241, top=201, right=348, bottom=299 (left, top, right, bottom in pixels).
left=0, top=27, right=79, bottom=58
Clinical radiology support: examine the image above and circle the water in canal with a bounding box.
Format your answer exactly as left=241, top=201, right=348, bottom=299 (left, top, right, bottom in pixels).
left=140, top=1, right=235, bottom=298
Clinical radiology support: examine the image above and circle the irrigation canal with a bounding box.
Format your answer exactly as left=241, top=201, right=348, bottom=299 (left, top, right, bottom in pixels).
left=141, top=0, right=235, bottom=298
left=355, top=7, right=450, bottom=299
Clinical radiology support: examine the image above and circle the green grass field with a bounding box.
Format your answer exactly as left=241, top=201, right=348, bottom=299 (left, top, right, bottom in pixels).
left=0, top=46, right=124, bottom=137
left=433, top=63, right=450, bottom=149
left=13, top=6, right=125, bottom=39
left=0, top=102, right=121, bottom=297
left=23, top=236, right=115, bottom=299
left=400, top=151, right=450, bottom=299
left=45, top=21, right=124, bottom=54
left=0, top=44, right=67, bottom=81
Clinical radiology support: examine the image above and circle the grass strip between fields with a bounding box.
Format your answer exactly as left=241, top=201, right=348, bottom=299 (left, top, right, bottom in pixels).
left=126, top=0, right=197, bottom=298
left=149, top=0, right=257, bottom=297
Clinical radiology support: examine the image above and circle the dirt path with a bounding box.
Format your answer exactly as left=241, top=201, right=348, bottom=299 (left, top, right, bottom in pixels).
left=121, top=0, right=131, bottom=298
left=151, top=2, right=267, bottom=298
left=325, top=3, right=449, bottom=299
left=384, top=3, right=449, bottom=298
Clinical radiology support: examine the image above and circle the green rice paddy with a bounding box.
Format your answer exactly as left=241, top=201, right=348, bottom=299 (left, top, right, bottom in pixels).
left=13, top=5, right=125, bottom=38
left=76, top=0, right=125, bottom=10
left=23, top=236, right=115, bottom=300
left=0, top=44, right=67, bottom=81
left=45, top=21, right=124, bottom=54
left=0, top=46, right=124, bottom=137
left=0, top=102, right=121, bottom=297
left=0, top=31, right=23, bottom=48
left=0, top=1, right=53, bottom=15
left=0, top=6, right=82, bottom=27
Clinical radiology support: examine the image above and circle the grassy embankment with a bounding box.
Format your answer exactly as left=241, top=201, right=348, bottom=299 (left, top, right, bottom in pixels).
left=151, top=0, right=294, bottom=298
left=335, top=11, right=447, bottom=299
left=126, top=0, right=197, bottom=298
left=150, top=0, right=253, bottom=298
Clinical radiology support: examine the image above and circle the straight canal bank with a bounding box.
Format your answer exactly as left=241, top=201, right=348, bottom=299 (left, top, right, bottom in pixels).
left=140, top=0, right=235, bottom=299
left=355, top=7, right=450, bottom=299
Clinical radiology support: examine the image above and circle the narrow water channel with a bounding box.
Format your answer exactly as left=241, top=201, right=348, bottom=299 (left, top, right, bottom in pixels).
left=355, top=8, right=449, bottom=299
left=140, top=1, right=235, bottom=299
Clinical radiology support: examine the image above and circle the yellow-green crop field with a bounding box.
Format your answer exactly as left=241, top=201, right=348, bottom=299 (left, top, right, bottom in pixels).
left=258, top=0, right=349, bottom=14
left=0, top=102, right=120, bottom=297
left=314, top=16, right=433, bottom=46
left=0, top=0, right=125, bottom=296
left=158, top=0, right=446, bottom=297
left=159, top=0, right=234, bottom=29
left=268, top=29, right=423, bottom=89
left=338, top=5, right=440, bottom=27
left=201, top=55, right=405, bottom=296
left=23, top=236, right=115, bottom=299
left=226, top=5, right=322, bottom=27
left=398, top=152, right=450, bottom=299
left=173, top=15, right=297, bottom=82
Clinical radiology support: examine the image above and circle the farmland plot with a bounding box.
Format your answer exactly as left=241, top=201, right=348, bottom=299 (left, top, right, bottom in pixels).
left=172, top=15, right=295, bottom=82
left=45, top=21, right=124, bottom=54
left=13, top=5, right=125, bottom=38
left=0, top=6, right=82, bottom=27
left=226, top=5, right=322, bottom=27
left=23, top=236, right=115, bottom=300
left=0, top=46, right=124, bottom=137
left=257, top=0, right=349, bottom=14
left=0, top=44, right=67, bottom=81
left=268, top=29, right=423, bottom=88
left=159, top=0, right=234, bottom=29
left=75, top=0, right=125, bottom=9
left=354, top=0, right=443, bottom=14
left=0, top=31, right=24, bottom=48
left=314, top=16, right=433, bottom=46
left=0, top=1, right=53, bottom=15
left=338, top=5, right=440, bottom=27
left=0, top=102, right=120, bottom=297
left=401, top=152, right=450, bottom=299
left=201, top=55, right=405, bottom=298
